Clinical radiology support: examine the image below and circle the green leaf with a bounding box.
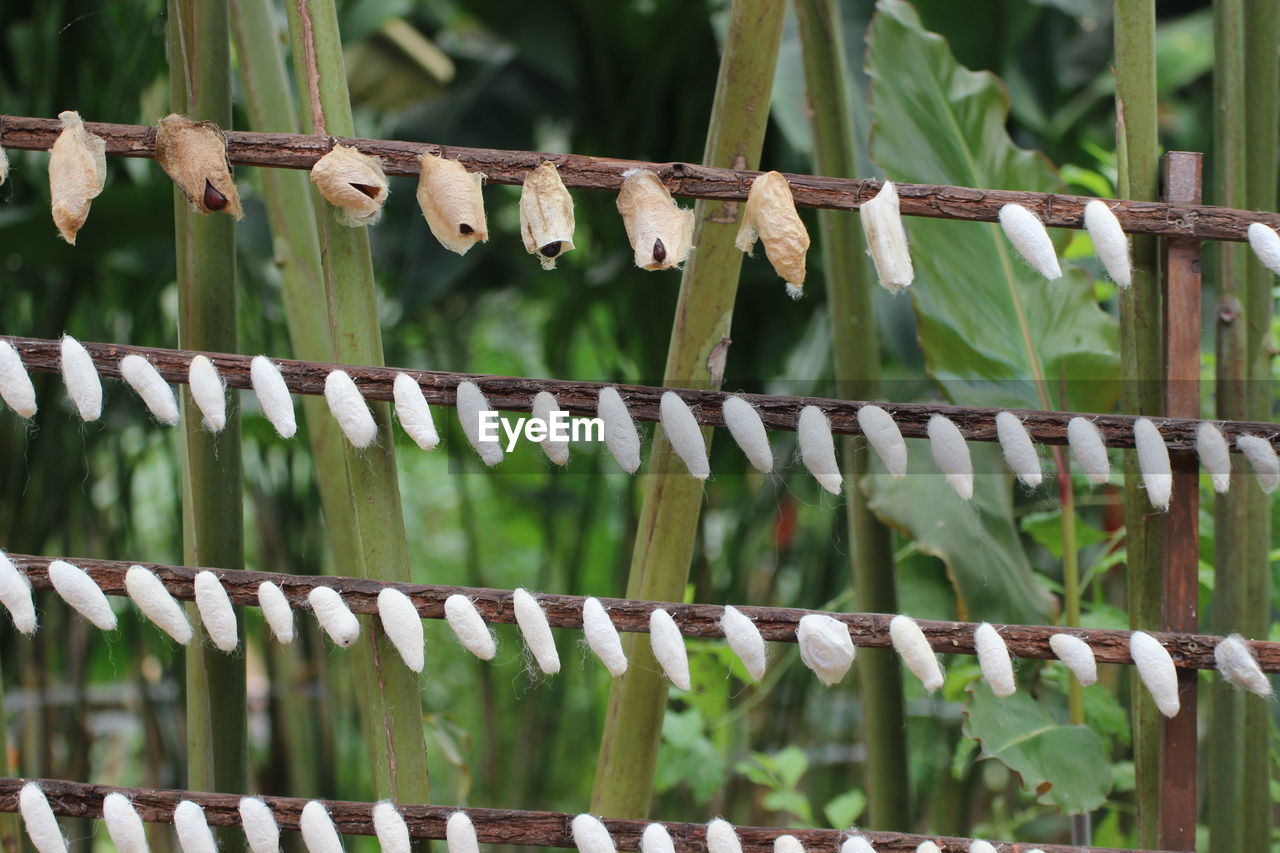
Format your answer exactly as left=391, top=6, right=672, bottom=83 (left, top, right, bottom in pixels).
left=771, top=745, right=810, bottom=790
left=823, top=789, right=867, bottom=829
left=762, top=790, right=815, bottom=826
left=962, top=680, right=1112, bottom=814
left=865, top=0, right=1119, bottom=413
left=865, top=441, right=1057, bottom=624
left=1021, top=509, right=1109, bottom=558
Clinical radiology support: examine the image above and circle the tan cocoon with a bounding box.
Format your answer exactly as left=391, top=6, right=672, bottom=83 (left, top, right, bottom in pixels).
left=735, top=171, right=810, bottom=296
left=310, top=144, right=389, bottom=226
left=48, top=110, right=106, bottom=244
left=616, top=169, right=694, bottom=270
left=520, top=161, right=576, bottom=269
left=417, top=152, right=488, bottom=254
left=154, top=114, right=242, bottom=218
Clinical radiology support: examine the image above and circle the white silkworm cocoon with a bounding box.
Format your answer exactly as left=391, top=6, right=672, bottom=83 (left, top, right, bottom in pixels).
left=393, top=373, right=439, bottom=451
left=532, top=391, right=570, bottom=465
left=916, top=842, right=941, bottom=853
left=1134, top=418, right=1172, bottom=510
left=841, top=837, right=875, bottom=853
left=720, top=605, right=766, bottom=681
left=735, top=171, right=810, bottom=296
left=444, top=594, right=496, bottom=660
left=300, top=801, right=344, bottom=853
left=582, top=597, right=627, bottom=677
left=238, top=797, right=280, bottom=853
left=998, top=203, right=1061, bottom=280
left=324, top=370, right=377, bottom=449
left=1215, top=633, right=1272, bottom=697
left=796, top=613, right=856, bottom=686
left=774, top=836, right=804, bottom=853
left=417, top=153, right=488, bottom=255
left=649, top=608, right=691, bottom=690
left=598, top=387, right=641, bottom=474
left=19, top=783, right=66, bottom=853
left=857, top=405, right=908, bottom=477
left=173, top=801, right=217, bottom=853
left=372, top=803, right=410, bottom=853
left=49, top=559, right=116, bottom=631
left=446, top=812, right=479, bottom=853
left=456, top=381, right=503, bottom=467
left=0, top=146, right=7, bottom=186
left=928, top=415, right=973, bottom=500
left=1236, top=435, right=1280, bottom=493
left=194, top=570, right=238, bottom=652
left=378, top=587, right=424, bottom=673
left=102, top=793, right=148, bottom=853
left=616, top=169, right=694, bottom=271
left=1130, top=630, right=1180, bottom=717
left=721, top=396, right=772, bottom=473
left=0, top=341, right=37, bottom=418
left=705, top=820, right=742, bottom=853
left=120, top=355, right=179, bottom=425
left=60, top=335, right=102, bottom=422
left=888, top=614, right=943, bottom=693
left=1248, top=222, right=1280, bottom=275
left=1083, top=200, right=1131, bottom=288
left=860, top=180, right=914, bottom=292
left=995, top=412, right=1041, bottom=487
left=520, top=161, right=576, bottom=270
left=250, top=356, right=296, bottom=438
left=49, top=110, right=106, bottom=244
left=640, top=824, right=675, bottom=853
left=188, top=355, right=226, bottom=432
left=571, top=815, right=615, bottom=853
left=1196, top=423, right=1231, bottom=494
left=125, top=565, right=192, bottom=644
left=969, top=842, right=997, bottom=853
left=975, top=622, right=1015, bottom=697
left=309, top=586, right=360, bottom=648
left=0, top=551, right=37, bottom=634
left=258, top=581, right=294, bottom=644
left=798, top=405, right=841, bottom=494
left=513, top=587, right=560, bottom=674
left=1067, top=417, right=1110, bottom=484
left=660, top=392, right=709, bottom=479
left=1048, top=633, right=1097, bottom=687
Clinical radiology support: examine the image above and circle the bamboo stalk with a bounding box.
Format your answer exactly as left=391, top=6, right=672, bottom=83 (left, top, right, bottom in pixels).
left=1210, top=5, right=1248, bottom=853
left=280, top=0, right=429, bottom=807
left=1241, top=2, right=1277, bottom=848
left=792, top=0, right=906, bottom=830
left=590, top=0, right=786, bottom=816
left=3, top=114, right=1277, bottom=240
left=1113, top=3, right=1163, bottom=845
left=167, top=2, right=247, bottom=844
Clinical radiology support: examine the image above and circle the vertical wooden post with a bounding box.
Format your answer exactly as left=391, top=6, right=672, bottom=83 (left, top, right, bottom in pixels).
left=1158, top=150, right=1202, bottom=852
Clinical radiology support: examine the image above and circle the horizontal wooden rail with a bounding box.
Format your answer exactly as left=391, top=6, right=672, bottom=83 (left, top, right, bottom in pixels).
left=2, top=115, right=1277, bottom=242
left=5, top=335, right=1279, bottom=454
left=0, top=776, right=1176, bottom=853
left=6, top=553, right=1274, bottom=673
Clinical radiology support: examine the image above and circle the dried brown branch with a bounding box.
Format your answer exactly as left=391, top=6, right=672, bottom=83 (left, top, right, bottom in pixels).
left=1, top=114, right=1277, bottom=242
left=0, top=776, right=1177, bottom=853
left=5, top=334, right=1279, bottom=453
left=5, top=553, right=1273, bottom=672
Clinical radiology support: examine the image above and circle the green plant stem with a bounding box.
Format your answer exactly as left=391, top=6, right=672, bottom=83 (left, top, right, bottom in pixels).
left=1113, top=2, right=1162, bottom=846
left=281, top=0, right=429, bottom=808
left=590, top=0, right=785, bottom=818
left=1210, top=6, right=1248, bottom=853
left=793, top=0, right=907, bottom=830
left=1051, top=447, right=1084, bottom=725
left=168, top=0, right=246, bottom=843
left=1241, top=2, right=1277, bottom=848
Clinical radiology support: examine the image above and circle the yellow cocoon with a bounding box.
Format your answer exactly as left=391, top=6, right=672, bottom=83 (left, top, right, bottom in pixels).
left=417, top=152, right=488, bottom=255
left=310, top=144, right=389, bottom=226
left=154, top=114, right=242, bottom=218
left=735, top=171, right=810, bottom=297
left=520, top=161, right=576, bottom=269
left=48, top=110, right=107, bottom=244
left=616, top=169, right=694, bottom=270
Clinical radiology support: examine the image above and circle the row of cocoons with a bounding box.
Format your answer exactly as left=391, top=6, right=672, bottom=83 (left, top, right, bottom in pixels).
left=5, top=336, right=1279, bottom=499
left=0, top=553, right=1269, bottom=709
left=15, top=112, right=1280, bottom=294
left=12, top=784, right=1040, bottom=853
